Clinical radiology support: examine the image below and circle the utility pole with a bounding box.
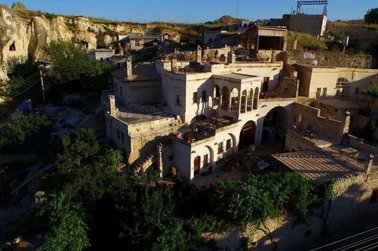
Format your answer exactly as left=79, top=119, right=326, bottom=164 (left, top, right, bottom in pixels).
left=39, top=68, right=45, bottom=102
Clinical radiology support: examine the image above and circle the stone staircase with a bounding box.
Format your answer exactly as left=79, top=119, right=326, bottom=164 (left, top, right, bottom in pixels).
left=128, top=153, right=155, bottom=174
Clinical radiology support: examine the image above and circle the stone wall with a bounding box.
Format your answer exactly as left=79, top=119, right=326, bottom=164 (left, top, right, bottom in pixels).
left=265, top=77, right=298, bottom=98
left=292, top=102, right=344, bottom=140
left=173, top=46, right=232, bottom=63
left=289, top=51, right=372, bottom=69
left=127, top=117, right=180, bottom=164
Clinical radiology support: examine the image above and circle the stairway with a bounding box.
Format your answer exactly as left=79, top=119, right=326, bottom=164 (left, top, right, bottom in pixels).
left=128, top=153, right=155, bottom=174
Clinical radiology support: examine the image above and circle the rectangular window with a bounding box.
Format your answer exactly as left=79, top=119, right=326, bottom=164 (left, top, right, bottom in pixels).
left=176, top=95, right=181, bottom=106
left=226, top=139, right=232, bottom=150
left=120, top=131, right=125, bottom=143
left=322, top=88, right=327, bottom=97
left=218, top=142, right=223, bottom=154
left=355, top=88, right=360, bottom=95
left=203, top=154, right=209, bottom=166
left=202, top=91, right=207, bottom=102
left=116, top=129, right=120, bottom=140
left=316, top=88, right=321, bottom=98
left=371, top=189, right=378, bottom=203
left=193, top=92, right=198, bottom=103
left=9, top=42, right=16, bottom=51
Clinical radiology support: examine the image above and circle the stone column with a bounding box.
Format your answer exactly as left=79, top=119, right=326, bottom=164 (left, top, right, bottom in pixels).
left=250, top=91, right=254, bottom=111
left=228, top=95, right=232, bottom=111
left=244, top=93, right=248, bottom=113
left=238, top=93, right=242, bottom=113
left=156, top=144, right=163, bottom=178
left=125, top=56, right=133, bottom=80
left=196, top=45, right=202, bottom=63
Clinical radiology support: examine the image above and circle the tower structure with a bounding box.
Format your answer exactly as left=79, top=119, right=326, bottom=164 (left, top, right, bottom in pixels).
left=296, top=0, right=328, bottom=16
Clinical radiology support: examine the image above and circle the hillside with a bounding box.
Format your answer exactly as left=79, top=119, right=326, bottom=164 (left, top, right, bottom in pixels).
left=328, top=20, right=378, bottom=54
left=0, top=3, right=201, bottom=81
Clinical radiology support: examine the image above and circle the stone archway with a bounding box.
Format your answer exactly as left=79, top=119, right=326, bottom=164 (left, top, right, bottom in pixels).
left=239, top=120, right=256, bottom=150
left=261, top=106, right=288, bottom=146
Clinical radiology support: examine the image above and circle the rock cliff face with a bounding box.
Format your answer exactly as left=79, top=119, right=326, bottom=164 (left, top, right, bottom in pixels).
left=0, top=4, right=193, bottom=81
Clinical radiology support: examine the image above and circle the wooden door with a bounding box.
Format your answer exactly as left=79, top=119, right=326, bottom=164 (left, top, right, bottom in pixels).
left=194, top=156, right=201, bottom=176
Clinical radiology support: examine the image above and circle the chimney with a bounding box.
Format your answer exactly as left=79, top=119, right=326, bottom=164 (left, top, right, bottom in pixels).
left=125, top=56, right=133, bottom=80
left=342, top=111, right=351, bottom=135
left=227, top=50, right=236, bottom=64
left=196, top=45, right=202, bottom=63
left=365, top=154, right=375, bottom=180
left=108, top=95, right=117, bottom=116
left=171, top=57, right=177, bottom=72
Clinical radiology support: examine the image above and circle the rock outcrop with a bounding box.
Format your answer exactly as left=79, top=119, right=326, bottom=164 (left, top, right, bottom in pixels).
left=0, top=4, right=195, bottom=81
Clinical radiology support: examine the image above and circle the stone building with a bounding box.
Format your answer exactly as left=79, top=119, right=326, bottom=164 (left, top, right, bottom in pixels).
left=294, top=65, right=378, bottom=99
left=264, top=100, right=378, bottom=251
left=238, top=26, right=287, bottom=62
left=104, top=51, right=299, bottom=179
left=270, top=14, right=327, bottom=36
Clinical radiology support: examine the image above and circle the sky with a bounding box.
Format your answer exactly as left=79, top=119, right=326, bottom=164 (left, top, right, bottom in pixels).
left=2, top=0, right=377, bottom=23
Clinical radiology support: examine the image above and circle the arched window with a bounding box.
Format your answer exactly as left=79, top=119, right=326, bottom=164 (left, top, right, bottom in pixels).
left=336, top=78, right=350, bottom=97
left=336, top=78, right=349, bottom=87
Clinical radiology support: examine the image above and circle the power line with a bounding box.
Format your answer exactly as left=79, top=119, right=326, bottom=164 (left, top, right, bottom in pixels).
left=9, top=79, right=41, bottom=98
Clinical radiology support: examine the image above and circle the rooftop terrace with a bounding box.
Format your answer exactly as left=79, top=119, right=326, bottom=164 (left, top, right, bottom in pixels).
left=177, top=116, right=235, bottom=143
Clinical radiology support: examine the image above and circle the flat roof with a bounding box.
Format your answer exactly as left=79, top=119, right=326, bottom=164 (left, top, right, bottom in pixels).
left=112, top=62, right=160, bottom=82
left=213, top=73, right=258, bottom=81
left=273, top=151, right=364, bottom=184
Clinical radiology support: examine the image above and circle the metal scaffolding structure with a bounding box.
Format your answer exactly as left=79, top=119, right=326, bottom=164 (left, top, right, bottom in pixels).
left=297, top=0, right=328, bottom=16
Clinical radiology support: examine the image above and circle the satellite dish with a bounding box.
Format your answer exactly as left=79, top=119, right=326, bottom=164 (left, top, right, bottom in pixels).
left=312, top=60, right=318, bottom=67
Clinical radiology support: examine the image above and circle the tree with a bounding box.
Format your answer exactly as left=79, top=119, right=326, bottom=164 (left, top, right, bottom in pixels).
left=64, top=149, right=126, bottom=202
left=1, top=60, right=41, bottom=99
left=362, top=86, right=378, bottom=112
left=44, top=40, right=109, bottom=84
left=116, top=184, right=190, bottom=251
left=38, top=193, right=89, bottom=251
left=211, top=173, right=317, bottom=226
left=57, top=128, right=100, bottom=176
left=0, top=112, right=51, bottom=149
left=365, top=8, right=378, bottom=24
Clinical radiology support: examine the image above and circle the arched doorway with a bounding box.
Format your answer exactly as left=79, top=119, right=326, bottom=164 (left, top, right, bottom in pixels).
left=239, top=121, right=256, bottom=150
left=213, top=85, right=220, bottom=109
left=194, top=156, right=201, bottom=176
left=262, top=106, right=288, bottom=146
left=221, top=87, right=230, bottom=111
